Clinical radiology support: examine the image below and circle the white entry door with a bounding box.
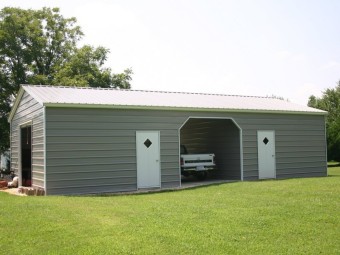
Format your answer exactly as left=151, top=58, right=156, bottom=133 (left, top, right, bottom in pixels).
left=136, top=131, right=161, bottom=188
left=257, top=130, right=276, bottom=179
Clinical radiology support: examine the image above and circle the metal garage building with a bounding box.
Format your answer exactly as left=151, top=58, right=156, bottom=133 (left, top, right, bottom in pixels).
left=9, top=85, right=327, bottom=195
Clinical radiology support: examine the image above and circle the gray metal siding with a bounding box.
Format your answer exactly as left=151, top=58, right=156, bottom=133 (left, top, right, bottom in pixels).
left=44, top=107, right=326, bottom=195
left=178, top=112, right=326, bottom=180
left=235, top=114, right=327, bottom=180
left=176, top=111, right=325, bottom=181
left=10, top=92, right=45, bottom=188
left=45, top=108, right=185, bottom=195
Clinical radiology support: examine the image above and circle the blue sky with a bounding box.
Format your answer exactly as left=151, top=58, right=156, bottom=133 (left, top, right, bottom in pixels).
left=2, top=0, right=340, bottom=105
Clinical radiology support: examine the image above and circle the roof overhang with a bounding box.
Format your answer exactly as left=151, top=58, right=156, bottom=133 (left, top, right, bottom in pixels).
left=8, top=87, right=26, bottom=123
left=42, top=102, right=328, bottom=116
left=8, top=85, right=327, bottom=123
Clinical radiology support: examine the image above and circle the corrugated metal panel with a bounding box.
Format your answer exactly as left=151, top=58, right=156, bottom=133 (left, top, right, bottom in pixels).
left=44, top=107, right=327, bottom=195
left=21, top=85, right=326, bottom=114
left=45, top=108, right=184, bottom=195
left=235, top=113, right=327, bottom=180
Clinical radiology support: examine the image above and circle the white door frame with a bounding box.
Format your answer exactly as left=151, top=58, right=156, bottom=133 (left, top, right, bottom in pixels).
left=136, top=131, right=161, bottom=189
left=257, top=130, right=276, bottom=179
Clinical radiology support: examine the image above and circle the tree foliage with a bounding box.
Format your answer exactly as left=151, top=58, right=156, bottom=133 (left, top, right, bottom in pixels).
left=308, top=83, right=340, bottom=161
left=53, top=45, right=132, bottom=88
left=0, top=7, right=132, bottom=153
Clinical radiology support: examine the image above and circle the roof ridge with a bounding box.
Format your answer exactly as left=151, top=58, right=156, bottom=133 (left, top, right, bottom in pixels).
left=22, top=84, right=277, bottom=100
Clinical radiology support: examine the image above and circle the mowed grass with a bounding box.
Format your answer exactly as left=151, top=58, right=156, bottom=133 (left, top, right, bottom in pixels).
left=1, top=168, right=339, bottom=255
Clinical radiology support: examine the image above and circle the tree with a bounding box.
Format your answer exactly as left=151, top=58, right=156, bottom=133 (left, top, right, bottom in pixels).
left=308, top=83, right=340, bottom=161
left=0, top=7, right=133, bottom=153
left=53, top=45, right=132, bottom=88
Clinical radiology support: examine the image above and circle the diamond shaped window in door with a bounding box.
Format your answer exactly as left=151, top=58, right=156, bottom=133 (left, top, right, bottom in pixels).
left=144, top=139, right=152, bottom=148
left=263, top=137, right=269, bottom=145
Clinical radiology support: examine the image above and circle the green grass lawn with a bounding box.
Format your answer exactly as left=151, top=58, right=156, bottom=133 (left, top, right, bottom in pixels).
left=1, top=167, right=339, bottom=255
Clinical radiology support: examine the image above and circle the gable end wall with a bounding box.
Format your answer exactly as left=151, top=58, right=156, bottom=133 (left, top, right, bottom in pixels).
left=10, top=91, right=45, bottom=188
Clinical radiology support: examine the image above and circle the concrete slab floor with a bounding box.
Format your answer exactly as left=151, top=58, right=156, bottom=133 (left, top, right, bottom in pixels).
left=0, top=180, right=238, bottom=197
left=0, top=188, right=26, bottom=196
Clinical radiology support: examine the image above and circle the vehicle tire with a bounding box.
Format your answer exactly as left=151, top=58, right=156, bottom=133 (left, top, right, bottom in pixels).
left=196, top=171, right=207, bottom=181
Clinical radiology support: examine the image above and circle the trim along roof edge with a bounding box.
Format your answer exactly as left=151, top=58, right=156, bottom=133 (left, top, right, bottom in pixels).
left=8, top=86, right=46, bottom=122
left=8, top=87, right=25, bottom=123
left=42, top=102, right=328, bottom=116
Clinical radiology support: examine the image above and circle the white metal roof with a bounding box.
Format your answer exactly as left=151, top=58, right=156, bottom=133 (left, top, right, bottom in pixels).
left=9, top=85, right=326, bottom=121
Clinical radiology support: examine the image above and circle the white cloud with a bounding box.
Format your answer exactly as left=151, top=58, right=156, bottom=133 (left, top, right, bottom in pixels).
left=76, top=3, right=138, bottom=40
left=289, top=83, right=323, bottom=105
left=276, top=50, right=305, bottom=62
left=74, top=2, right=156, bottom=73
left=276, top=50, right=291, bottom=60
left=321, top=61, right=340, bottom=71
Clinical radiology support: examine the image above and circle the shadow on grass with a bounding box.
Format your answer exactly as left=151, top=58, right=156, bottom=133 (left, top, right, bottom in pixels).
left=72, top=181, right=235, bottom=198
left=327, top=162, right=340, bottom=177
left=328, top=163, right=340, bottom=168
left=68, top=168, right=340, bottom=198
left=327, top=173, right=340, bottom=178
left=71, top=171, right=340, bottom=197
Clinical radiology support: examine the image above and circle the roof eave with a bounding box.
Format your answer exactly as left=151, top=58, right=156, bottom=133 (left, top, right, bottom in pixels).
left=8, top=87, right=25, bottom=123
left=43, top=103, right=328, bottom=116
